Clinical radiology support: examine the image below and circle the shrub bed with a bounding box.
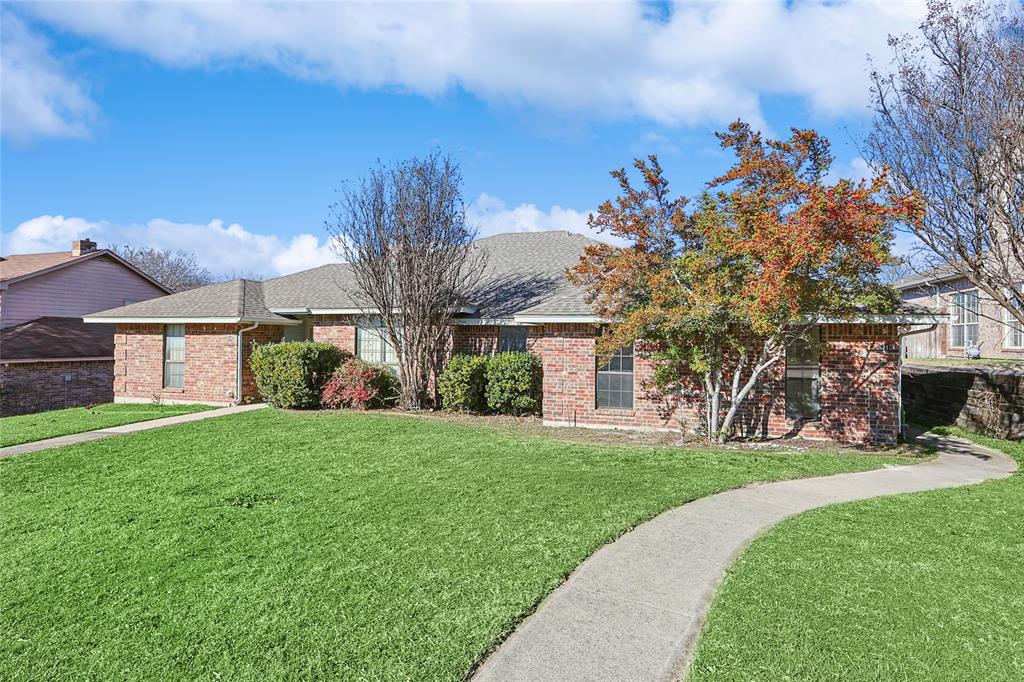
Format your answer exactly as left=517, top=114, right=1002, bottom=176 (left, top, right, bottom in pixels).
left=250, top=341, right=349, bottom=409
left=438, top=354, right=490, bottom=412
left=322, top=358, right=400, bottom=410
left=486, top=352, right=543, bottom=415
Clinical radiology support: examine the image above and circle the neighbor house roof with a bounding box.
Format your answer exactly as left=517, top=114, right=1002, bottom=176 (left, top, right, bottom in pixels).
left=892, top=263, right=964, bottom=291
left=0, top=317, right=114, bottom=362
left=0, top=249, right=171, bottom=292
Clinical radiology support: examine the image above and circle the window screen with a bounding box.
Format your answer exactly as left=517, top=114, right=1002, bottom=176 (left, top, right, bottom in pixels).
left=498, top=326, right=528, bottom=353
left=163, top=324, right=185, bottom=389
left=357, top=318, right=399, bottom=366
left=596, top=344, right=634, bottom=409
left=951, top=290, right=979, bottom=348
left=785, top=329, right=820, bottom=420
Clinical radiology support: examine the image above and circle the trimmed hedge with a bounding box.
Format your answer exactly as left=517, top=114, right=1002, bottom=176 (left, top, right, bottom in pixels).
left=250, top=341, right=349, bottom=409
left=321, top=358, right=400, bottom=410
left=485, top=352, right=543, bottom=416
left=437, top=354, right=490, bottom=412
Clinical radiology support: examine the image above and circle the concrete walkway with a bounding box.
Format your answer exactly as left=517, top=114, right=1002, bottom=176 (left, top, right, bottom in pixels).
left=473, top=432, right=1017, bottom=682
left=0, top=403, right=267, bottom=458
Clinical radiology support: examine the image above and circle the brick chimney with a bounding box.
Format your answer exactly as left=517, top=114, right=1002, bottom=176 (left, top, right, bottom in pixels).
left=71, top=239, right=97, bottom=256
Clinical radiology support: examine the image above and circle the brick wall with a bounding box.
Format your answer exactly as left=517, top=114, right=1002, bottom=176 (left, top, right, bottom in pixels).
left=312, top=315, right=357, bottom=353
left=114, top=323, right=283, bottom=405
left=0, top=360, right=113, bottom=416
left=535, top=323, right=901, bottom=445
left=903, top=364, right=1023, bottom=439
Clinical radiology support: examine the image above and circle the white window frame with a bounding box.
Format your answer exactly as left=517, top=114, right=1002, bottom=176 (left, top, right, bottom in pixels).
left=163, top=324, right=185, bottom=389
left=1004, top=284, right=1024, bottom=349
left=356, top=318, right=399, bottom=367
left=949, top=289, right=980, bottom=349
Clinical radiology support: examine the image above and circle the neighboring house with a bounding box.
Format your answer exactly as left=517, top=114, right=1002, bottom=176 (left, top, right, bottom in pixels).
left=0, top=240, right=170, bottom=415
left=895, top=265, right=1024, bottom=360
left=85, top=231, right=940, bottom=445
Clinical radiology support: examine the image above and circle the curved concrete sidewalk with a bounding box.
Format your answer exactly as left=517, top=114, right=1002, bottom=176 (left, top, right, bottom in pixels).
left=0, top=403, right=267, bottom=458
left=472, top=432, right=1017, bottom=682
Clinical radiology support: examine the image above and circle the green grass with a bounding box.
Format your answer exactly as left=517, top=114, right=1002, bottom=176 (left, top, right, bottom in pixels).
left=689, top=428, right=1024, bottom=682
left=0, top=403, right=214, bottom=448
left=0, top=410, right=903, bottom=681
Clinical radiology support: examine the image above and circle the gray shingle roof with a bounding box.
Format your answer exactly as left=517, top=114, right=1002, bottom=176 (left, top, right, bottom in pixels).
left=86, top=231, right=600, bottom=323
left=86, top=278, right=296, bottom=323
left=892, top=263, right=963, bottom=290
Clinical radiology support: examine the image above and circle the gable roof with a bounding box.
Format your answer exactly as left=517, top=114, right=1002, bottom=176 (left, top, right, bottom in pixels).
left=0, top=317, right=114, bottom=362
left=0, top=249, right=171, bottom=293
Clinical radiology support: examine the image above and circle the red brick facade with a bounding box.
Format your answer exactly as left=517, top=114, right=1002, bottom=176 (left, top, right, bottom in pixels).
left=451, top=322, right=901, bottom=445
left=113, top=323, right=283, bottom=405
left=0, top=360, right=113, bottom=416
left=112, top=317, right=901, bottom=444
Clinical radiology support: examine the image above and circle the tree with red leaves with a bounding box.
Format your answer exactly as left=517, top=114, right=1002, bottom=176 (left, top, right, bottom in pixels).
left=570, top=121, right=922, bottom=443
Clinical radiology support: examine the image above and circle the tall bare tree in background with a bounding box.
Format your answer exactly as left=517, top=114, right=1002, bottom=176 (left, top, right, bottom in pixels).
left=111, top=245, right=215, bottom=292
left=866, top=0, right=1024, bottom=325
left=326, top=152, right=486, bottom=409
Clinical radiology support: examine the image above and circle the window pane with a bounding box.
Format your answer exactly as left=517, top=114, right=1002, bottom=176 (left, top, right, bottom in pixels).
left=786, top=377, right=820, bottom=419
left=498, top=326, right=528, bottom=353
left=163, top=324, right=185, bottom=389
left=596, top=343, right=634, bottom=409
left=357, top=319, right=398, bottom=365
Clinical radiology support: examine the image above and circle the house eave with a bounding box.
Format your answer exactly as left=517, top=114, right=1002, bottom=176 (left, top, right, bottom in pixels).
left=512, top=314, right=601, bottom=324
left=83, top=316, right=302, bottom=325
left=804, top=313, right=949, bottom=324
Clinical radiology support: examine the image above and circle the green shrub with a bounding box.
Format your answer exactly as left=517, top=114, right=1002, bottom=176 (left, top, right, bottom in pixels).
left=321, top=358, right=400, bottom=410
left=249, top=341, right=349, bottom=409
left=438, top=354, right=490, bottom=412
left=486, top=352, right=542, bottom=415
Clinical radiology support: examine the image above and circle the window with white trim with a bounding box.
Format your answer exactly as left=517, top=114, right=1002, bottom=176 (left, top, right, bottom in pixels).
left=356, top=318, right=399, bottom=367
left=498, top=326, right=528, bottom=353
left=786, top=328, right=821, bottom=420
left=1006, top=284, right=1024, bottom=349
left=596, top=344, right=634, bottom=409
left=950, top=289, right=980, bottom=348
left=163, top=324, right=185, bottom=389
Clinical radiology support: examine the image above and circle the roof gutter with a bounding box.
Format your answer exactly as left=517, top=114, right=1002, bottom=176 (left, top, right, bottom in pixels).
left=236, top=321, right=259, bottom=405
left=896, top=323, right=939, bottom=440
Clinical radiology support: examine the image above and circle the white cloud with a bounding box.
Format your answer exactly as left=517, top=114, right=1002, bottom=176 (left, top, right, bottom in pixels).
left=0, top=11, right=98, bottom=142
left=16, top=1, right=927, bottom=135
left=467, top=193, right=625, bottom=245
left=1, top=215, right=338, bottom=277
left=826, top=156, right=874, bottom=184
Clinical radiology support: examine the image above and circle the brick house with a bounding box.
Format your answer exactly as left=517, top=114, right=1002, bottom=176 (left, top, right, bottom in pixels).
left=0, top=240, right=170, bottom=416
left=85, top=231, right=941, bottom=444
left=895, top=265, right=1024, bottom=361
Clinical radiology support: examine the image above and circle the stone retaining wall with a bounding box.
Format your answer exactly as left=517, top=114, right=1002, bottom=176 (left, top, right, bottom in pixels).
left=902, top=364, right=1023, bottom=439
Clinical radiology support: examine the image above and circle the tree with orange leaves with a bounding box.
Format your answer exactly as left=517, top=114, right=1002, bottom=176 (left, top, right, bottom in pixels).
left=570, top=121, right=921, bottom=443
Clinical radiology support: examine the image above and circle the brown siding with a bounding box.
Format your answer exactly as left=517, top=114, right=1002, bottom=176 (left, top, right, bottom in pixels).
left=1, top=255, right=166, bottom=329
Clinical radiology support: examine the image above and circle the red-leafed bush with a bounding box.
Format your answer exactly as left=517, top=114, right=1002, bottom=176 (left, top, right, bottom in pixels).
left=321, top=358, right=400, bottom=410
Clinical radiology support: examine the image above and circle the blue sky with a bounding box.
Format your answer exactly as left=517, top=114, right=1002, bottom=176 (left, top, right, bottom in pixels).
left=1, top=1, right=925, bottom=277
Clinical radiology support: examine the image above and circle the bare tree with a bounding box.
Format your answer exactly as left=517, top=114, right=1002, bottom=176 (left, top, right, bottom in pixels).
left=111, top=245, right=216, bottom=292
left=326, top=152, right=486, bottom=409
left=866, top=0, right=1024, bottom=325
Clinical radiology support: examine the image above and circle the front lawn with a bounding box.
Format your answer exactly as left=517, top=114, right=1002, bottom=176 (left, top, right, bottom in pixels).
left=0, top=410, right=904, bottom=681
left=689, top=427, right=1024, bottom=681
left=0, top=403, right=213, bottom=448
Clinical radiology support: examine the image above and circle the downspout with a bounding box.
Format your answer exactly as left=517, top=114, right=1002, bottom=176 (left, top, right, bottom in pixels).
left=236, top=321, right=260, bottom=405
left=896, top=323, right=938, bottom=440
